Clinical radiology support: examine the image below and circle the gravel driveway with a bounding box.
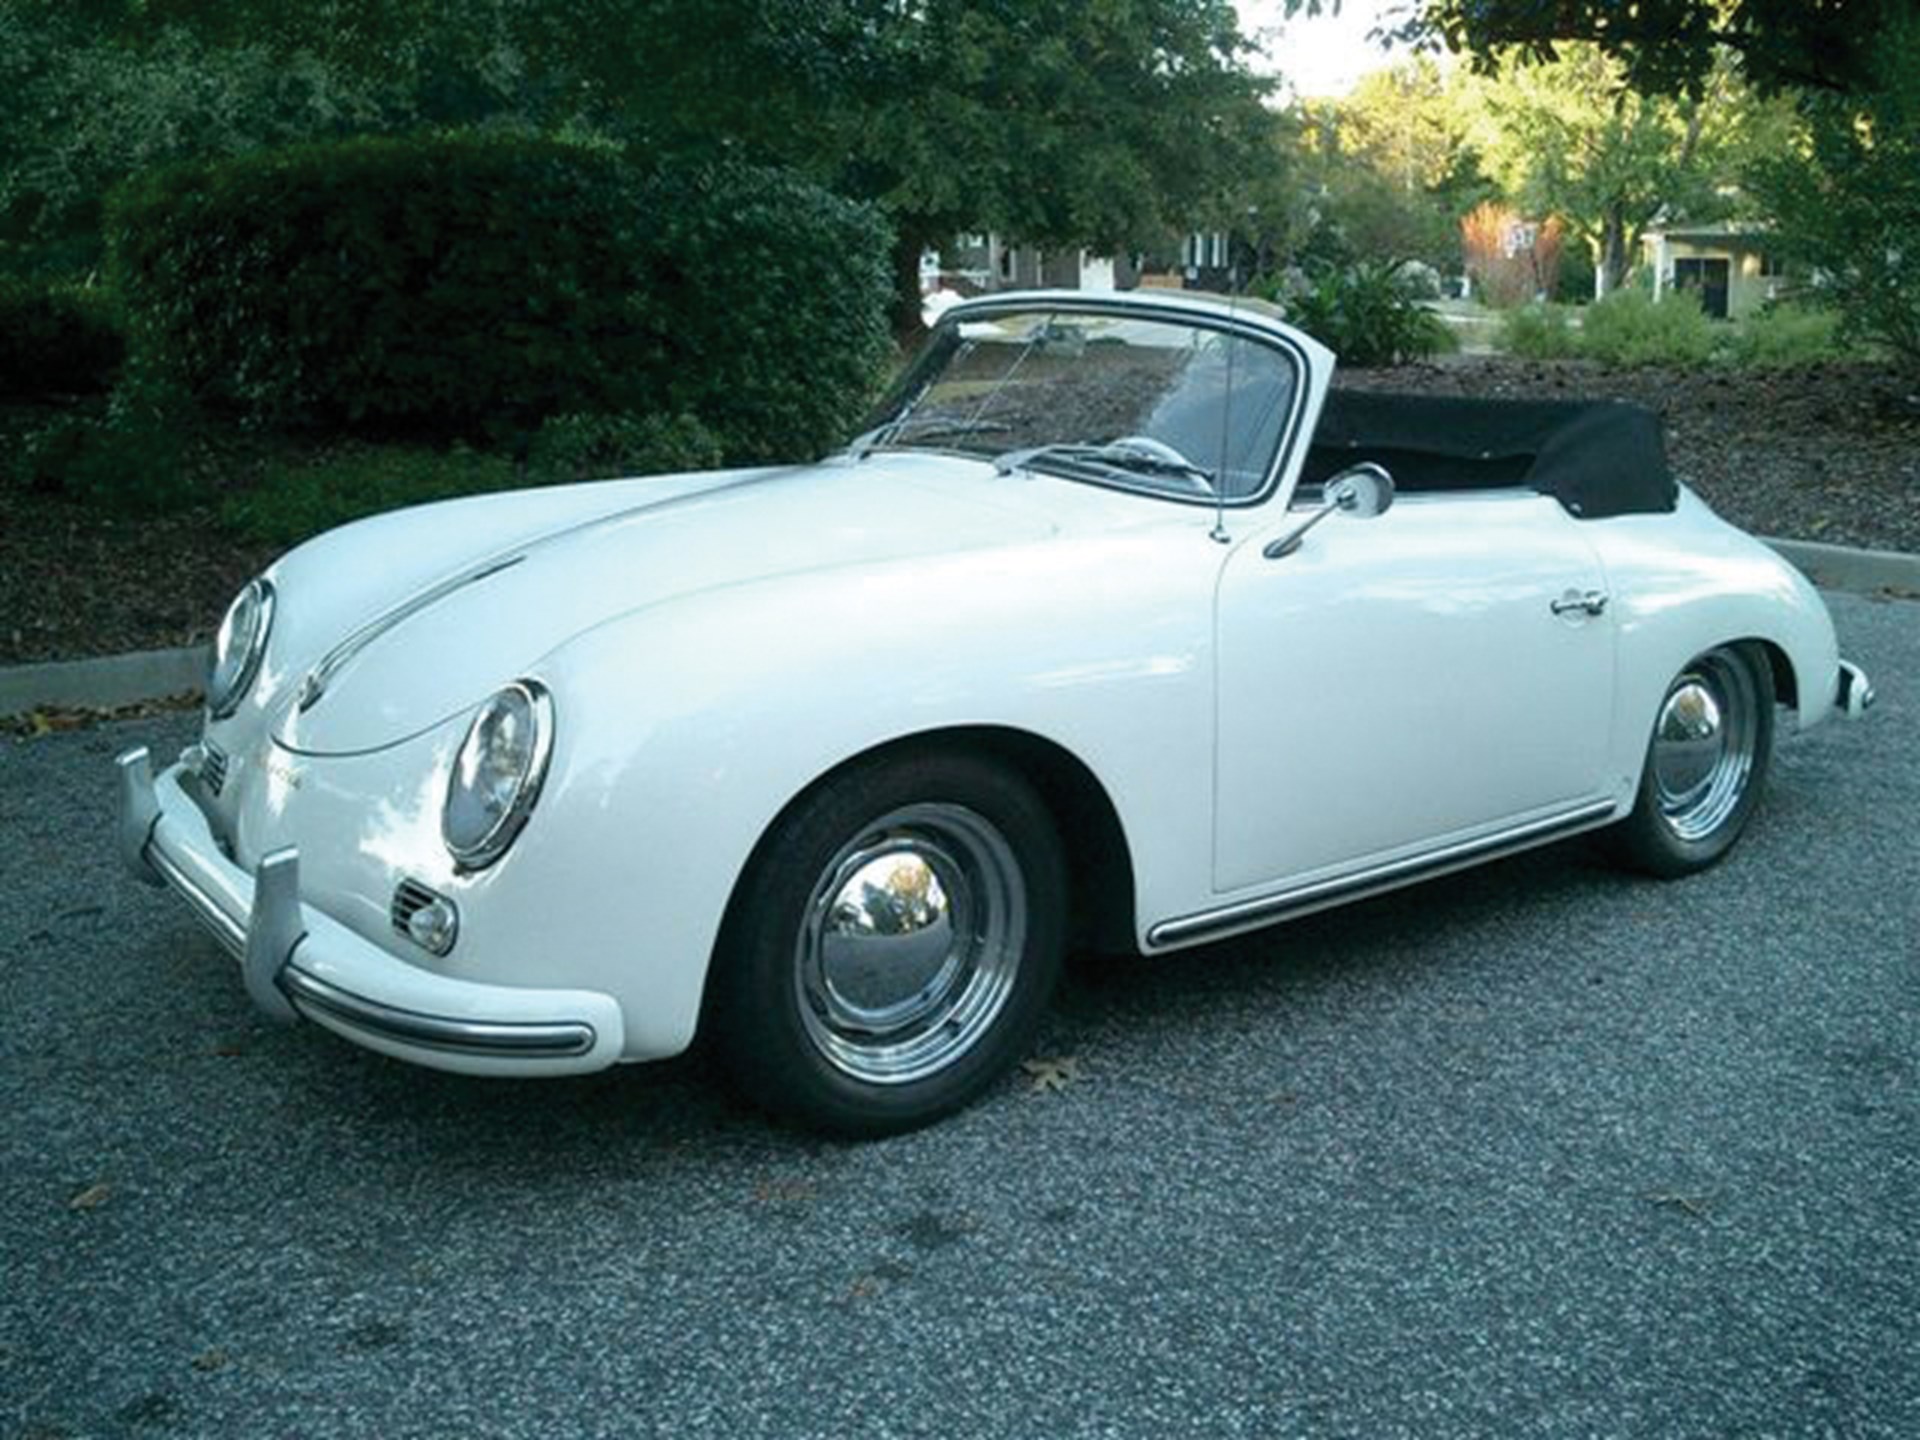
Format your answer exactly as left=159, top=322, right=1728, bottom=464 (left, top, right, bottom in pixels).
left=4, top=592, right=1914, bottom=1440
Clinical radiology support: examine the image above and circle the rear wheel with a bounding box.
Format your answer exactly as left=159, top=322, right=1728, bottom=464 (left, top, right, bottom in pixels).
left=1608, top=643, right=1774, bottom=877
left=710, top=753, right=1066, bottom=1136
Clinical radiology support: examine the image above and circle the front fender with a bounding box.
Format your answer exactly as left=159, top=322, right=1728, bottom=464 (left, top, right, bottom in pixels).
left=517, top=527, right=1222, bottom=1056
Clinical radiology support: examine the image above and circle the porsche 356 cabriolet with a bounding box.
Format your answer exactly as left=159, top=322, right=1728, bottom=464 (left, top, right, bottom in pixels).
left=115, top=289, right=1873, bottom=1133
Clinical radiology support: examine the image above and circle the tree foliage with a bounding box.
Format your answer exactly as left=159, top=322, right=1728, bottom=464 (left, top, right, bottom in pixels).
left=1749, top=13, right=1920, bottom=367
left=1289, top=0, right=1901, bottom=98
left=4, top=0, right=1278, bottom=317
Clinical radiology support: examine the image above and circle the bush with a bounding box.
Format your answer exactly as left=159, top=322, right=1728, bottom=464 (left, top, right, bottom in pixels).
left=1499, top=303, right=1581, bottom=360
left=221, top=445, right=520, bottom=547
left=106, top=136, right=894, bottom=459
left=0, top=280, right=125, bottom=398
left=108, top=133, right=661, bottom=437
left=637, top=162, right=894, bottom=462
left=1726, top=303, right=1847, bottom=368
left=1578, top=289, right=1717, bottom=367
left=19, top=367, right=208, bottom=513
left=527, top=411, right=723, bottom=483
left=1269, top=261, right=1455, bottom=367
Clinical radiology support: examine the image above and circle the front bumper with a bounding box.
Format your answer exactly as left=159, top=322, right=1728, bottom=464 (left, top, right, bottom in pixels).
left=116, top=745, right=625, bottom=1077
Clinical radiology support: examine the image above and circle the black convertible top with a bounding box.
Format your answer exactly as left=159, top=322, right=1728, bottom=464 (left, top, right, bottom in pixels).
left=1305, top=390, right=1677, bottom=519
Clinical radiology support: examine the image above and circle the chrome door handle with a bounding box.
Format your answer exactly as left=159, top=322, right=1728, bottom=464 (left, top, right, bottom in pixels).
left=1551, top=589, right=1609, bottom=617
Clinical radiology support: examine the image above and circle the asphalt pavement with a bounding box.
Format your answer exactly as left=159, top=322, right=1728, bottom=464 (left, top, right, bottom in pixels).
left=3, top=592, right=1914, bottom=1440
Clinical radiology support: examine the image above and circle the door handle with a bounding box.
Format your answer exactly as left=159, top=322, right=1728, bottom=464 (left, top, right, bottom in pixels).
left=1551, top=589, right=1609, bottom=617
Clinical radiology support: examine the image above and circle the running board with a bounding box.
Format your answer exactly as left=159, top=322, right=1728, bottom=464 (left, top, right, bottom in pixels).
left=1148, top=799, right=1620, bottom=950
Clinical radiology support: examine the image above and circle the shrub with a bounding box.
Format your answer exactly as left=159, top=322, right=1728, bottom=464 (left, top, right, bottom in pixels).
left=108, top=133, right=661, bottom=437
left=106, top=136, right=894, bottom=459
left=1499, top=303, right=1581, bottom=360
left=1578, top=289, right=1717, bottom=367
left=0, top=280, right=125, bottom=398
left=221, top=445, right=520, bottom=547
left=527, top=411, right=723, bottom=484
left=1270, top=261, right=1455, bottom=367
left=1726, top=303, right=1847, bottom=367
left=637, top=162, right=894, bottom=462
left=19, top=366, right=208, bottom=513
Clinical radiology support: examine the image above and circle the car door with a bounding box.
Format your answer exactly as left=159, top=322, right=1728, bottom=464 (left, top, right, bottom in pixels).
left=1212, top=488, right=1617, bottom=896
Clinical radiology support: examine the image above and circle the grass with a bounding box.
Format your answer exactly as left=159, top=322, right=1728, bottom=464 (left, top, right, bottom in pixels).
left=1495, top=294, right=1853, bottom=368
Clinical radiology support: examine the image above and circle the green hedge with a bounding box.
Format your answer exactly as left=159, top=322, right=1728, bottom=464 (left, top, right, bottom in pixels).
left=105, top=134, right=894, bottom=458
left=107, top=134, right=660, bottom=434
left=638, top=163, right=894, bottom=462
left=0, top=281, right=125, bottom=398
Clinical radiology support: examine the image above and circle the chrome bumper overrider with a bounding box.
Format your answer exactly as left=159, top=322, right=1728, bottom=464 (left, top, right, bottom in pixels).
left=115, top=746, right=623, bottom=1074
left=1837, top=659, right=1875, bottom=720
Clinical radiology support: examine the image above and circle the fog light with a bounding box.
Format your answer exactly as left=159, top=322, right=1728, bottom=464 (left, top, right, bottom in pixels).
left=406, top=898, right=460, bottom=956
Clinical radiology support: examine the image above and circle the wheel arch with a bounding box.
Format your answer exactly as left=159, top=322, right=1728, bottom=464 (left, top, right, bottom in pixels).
left=712, top=724, right=1140, bottom=980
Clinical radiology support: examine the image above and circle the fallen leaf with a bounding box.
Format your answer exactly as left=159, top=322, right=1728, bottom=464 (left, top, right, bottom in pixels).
left=1022, top=1056, right=1080, bottom=1093
left=68, top=1183, right=112, bottom=1211
left=1645, top=1189, right=1713, bottom=1218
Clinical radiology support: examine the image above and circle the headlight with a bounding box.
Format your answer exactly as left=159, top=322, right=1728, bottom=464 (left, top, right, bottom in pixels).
left=442, top=681, right=554, bottom=870
left=207, top=578, right=275, bottom=719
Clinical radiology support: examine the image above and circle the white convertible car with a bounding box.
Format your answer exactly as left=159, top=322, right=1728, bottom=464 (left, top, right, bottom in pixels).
left=116, top=290, right=1873, bottom=1133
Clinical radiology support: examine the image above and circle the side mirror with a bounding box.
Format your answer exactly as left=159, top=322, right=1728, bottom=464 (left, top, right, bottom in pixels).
left=1263, top=462, right=1395, bottom=559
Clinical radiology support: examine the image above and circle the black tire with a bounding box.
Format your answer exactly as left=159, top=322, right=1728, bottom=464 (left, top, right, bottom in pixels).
left=1607, top=643, right=1775, bottom=878
left=709, top=752, right=1066, bottom=1136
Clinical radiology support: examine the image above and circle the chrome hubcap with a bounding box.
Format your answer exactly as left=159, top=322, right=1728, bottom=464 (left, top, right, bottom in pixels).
left=1652, top=653, right=1757, bottom=842
left=796, top=803, right=1025, bottom=1085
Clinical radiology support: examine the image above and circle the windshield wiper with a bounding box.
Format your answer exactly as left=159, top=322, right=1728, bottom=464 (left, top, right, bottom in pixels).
left=846, top=415, right=1011, bottom=460
left=994, top=440, right=1215, bottom=490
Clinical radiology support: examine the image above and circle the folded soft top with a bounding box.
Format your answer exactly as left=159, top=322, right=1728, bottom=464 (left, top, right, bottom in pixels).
left=1307, top=390, right=1677, bottom=519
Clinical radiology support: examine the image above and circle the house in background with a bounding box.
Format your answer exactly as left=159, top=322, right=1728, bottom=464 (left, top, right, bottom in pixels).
left=1641, top=223, right=1789, bottom=320
left=932, top=235, right=1135, bottom=294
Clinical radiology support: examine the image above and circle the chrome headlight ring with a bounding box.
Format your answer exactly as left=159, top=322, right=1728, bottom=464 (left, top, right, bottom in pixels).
left=207, top=578, right=275, bottom=720
left=442, top=680, right=555, bottom=872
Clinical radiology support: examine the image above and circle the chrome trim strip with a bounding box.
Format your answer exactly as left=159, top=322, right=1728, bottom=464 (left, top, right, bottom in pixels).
left=1149, top=799, right=1620, bottom=949
left=147, top=839, right=247, bottom=960
left=280, top=969, right=597, bottom=1058
left=299, top=553, right=525, bottom=710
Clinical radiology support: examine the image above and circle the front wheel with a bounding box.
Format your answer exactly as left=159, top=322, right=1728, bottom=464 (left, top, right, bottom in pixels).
left=709, top=753, right=1066, bottom=1136
left=1607, top=643, right=1774, bottom=878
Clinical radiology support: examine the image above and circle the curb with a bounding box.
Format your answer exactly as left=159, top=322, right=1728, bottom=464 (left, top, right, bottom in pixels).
left=0, top=645, right=207, bottom=718
left=1761, top=537, right=1920, bottom=598
left=1, top=540, right=1914, bottom=720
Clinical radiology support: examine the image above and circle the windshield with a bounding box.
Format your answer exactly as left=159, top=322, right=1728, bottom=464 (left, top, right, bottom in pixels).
left=858, top=307, right=1299, bottom=502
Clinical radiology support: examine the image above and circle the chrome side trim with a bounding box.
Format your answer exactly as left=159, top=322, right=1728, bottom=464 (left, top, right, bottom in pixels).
left=1150, top=799, right=1620, bottom=949
left=280, top=969, right=597, bottom=1059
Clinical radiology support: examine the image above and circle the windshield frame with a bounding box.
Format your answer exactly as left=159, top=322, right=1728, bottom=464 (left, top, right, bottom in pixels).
left=860, top=294, right=1313, bottom=510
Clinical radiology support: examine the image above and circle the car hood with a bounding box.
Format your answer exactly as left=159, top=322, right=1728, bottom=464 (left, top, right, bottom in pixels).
left=272, top=454, right=1063, bottom=754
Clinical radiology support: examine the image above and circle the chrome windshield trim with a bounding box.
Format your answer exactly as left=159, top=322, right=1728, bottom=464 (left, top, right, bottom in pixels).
left=280, top=969, right=597, bottom=1059
left=1149, top=800, right=1620, bottom=949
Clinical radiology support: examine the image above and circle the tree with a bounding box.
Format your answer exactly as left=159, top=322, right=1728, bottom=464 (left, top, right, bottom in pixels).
left=1287, top=0, right=1904, bottom=98
left=3, top=0, right=1280, bottom=327
left=1294, top=56, right=1494, bottom=273
left=1462, top=46, right=1756, bottom=294
left=1749, top=12, right=1920, bottom=367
